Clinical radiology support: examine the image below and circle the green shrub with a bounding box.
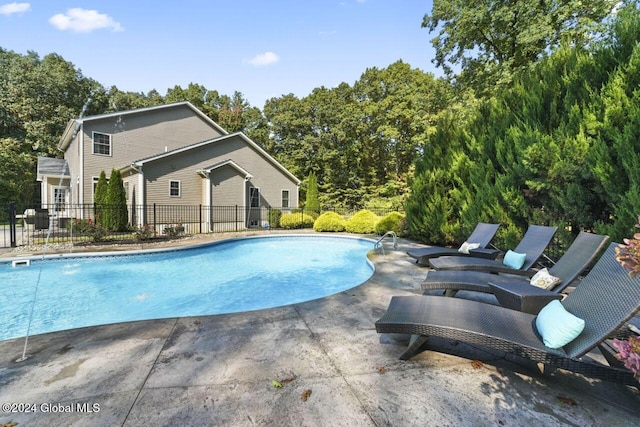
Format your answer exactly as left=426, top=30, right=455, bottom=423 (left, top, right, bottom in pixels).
left=293, top=208, right=319, bottom=220
left=375, top=211, right=406, bottom=236
left=345, top=209, right=379, bottom=234
left=313, top=212, right=346, bottom=232
left=134, top=224, right=155, bottom=241
left=267, top=209, right=282, bottom=228
left=280, top=212, right=315, bottom=229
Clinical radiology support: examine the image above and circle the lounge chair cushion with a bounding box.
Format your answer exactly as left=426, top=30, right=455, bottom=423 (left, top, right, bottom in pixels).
left=503, top=250, right=526, bottom=269
left=530, top=268, right=562, bottom=290
left=458, top=241, right=481, bottom=254
left=535, top=300, right=585, bottom=349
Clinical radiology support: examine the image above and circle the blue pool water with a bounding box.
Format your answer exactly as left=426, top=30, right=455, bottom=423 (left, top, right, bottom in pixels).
left=0, top=235, right=374, bottom=341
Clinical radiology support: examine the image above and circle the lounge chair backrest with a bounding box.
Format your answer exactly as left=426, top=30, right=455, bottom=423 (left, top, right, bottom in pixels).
left=465, top=223, right=501, bottom=248
left=562, top=242, right=640, bottom=358
left=548, top=231, right=609, bottom=293
left=513, top=225, right=558, bottom=271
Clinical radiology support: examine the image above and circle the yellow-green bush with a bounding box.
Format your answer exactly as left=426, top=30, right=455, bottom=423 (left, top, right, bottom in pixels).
left=374, top=211, right=406, bottom=236
left=280, top=212, right=315, bottom=229
left=345, top=210, right=379, bottom=234
left=313, top=212, right=347, bottom=232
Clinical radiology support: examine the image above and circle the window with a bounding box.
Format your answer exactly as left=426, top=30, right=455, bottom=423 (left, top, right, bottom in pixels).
left=53, top=188, right=66, bottom=212
left=281, top=190, right=290, bottom=208
left=93, top=132, right=112, bottom=156
left=250, top=187, right=260, bottom=208
left=170, top=180, right=181, bottom=197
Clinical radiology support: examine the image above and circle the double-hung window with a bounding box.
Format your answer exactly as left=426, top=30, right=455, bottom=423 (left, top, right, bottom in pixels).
left=93, top=132, right=112, bottom=156
left=170, top=180, right=181, bottom=198
left=281, top=190, right=290, bottom=208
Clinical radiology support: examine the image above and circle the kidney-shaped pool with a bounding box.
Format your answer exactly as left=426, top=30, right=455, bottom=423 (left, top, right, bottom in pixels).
left=0, top=235, right=375, bottom=341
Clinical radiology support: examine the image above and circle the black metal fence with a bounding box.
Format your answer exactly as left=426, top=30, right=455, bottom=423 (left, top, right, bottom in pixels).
left=1, top=202, right=400, bottom=248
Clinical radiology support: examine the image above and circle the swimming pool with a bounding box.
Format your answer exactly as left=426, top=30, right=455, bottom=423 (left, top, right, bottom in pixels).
left=0, top=235, right=375, bottom=341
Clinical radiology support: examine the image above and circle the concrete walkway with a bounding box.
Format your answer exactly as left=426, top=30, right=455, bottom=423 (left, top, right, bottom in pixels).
left=0, top=235, right=638, bottom=426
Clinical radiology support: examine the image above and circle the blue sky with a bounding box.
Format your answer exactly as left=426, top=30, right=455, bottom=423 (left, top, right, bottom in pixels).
left=0, top=1, right=439, bottom=107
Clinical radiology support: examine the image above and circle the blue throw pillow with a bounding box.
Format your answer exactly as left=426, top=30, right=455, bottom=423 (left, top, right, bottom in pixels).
left=535, top=300, right=586, bottom=349
left=503, top=250, right=526, bottom=269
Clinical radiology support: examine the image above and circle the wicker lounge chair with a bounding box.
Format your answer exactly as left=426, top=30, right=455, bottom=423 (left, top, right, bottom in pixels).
left=421, top=231, right=609, bottom=314
left=428, top=224, right=558, bottom=277
left=375, top=242, right=640, bottom=385
left=407, top=222, right=501, bottom=265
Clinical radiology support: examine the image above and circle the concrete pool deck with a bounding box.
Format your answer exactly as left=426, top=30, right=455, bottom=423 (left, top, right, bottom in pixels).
left=0, top=233, right=639, bottom=426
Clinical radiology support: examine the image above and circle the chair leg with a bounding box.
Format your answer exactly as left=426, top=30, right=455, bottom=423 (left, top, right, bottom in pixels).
left=400, top=334, right=430, bottom=360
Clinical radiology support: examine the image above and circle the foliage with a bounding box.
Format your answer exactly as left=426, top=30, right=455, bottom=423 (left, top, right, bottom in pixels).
left=163, top=223, right=185, bottom=237
left=345, top=210, right=379, bottom=234
left=612, top=336, right=640, bottom=382
left=72, top=217, right=107, bottom=242
left=103, top=169, right=128, bottom=231
left=613, top=214, right=640, bottom=383
left=374, top=212, right=406, bottom=236
left=313, top=212, right=347, bottom=232
left=305, top=171, right=320, bottom=213
left=279, top=212, right=315, bottom=229
left=615, top=215, right=640, bottom=278
left=264, top=61, right=451, bottom=208
left=134, top=224, right=155, bottom=241
left=267, top=209, right=282, bottom=228
left=423, top=0, right=618, bottom=95
left=94, top=170, right=108, bottom=226
left=407, top=4, right=640, bottom=244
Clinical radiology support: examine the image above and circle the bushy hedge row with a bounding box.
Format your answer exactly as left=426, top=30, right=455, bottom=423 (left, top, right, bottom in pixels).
left=286, top=209, right=407, bottom=235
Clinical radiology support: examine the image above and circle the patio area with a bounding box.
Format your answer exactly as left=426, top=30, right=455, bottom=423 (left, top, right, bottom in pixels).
left=0, top=235, right=638, bottom=426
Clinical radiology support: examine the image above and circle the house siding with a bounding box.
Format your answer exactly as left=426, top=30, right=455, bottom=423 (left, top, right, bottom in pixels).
left=141, top=135, right=298, bottom=208
left=210, top=165, right=245, bottom=206
left=76, top=104, right=223, bottom=203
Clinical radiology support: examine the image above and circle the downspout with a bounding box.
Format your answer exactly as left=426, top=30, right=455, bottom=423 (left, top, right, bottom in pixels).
left=130, top=163, right=144, bottom=227
left=197, top=169, right=212, bottom=232
left=244, top=175, right=253, bottom=228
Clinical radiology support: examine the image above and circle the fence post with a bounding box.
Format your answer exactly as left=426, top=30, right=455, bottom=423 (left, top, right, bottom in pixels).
left=9, top=202, right=17, bottom=247
left=199, top=204, right=202, bottom=234
left=235, top=205, right=238, bottom=232
left=153, top=203, right=157, bottom=235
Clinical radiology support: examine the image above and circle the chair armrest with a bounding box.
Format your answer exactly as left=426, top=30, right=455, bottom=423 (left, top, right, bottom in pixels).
left=488, top=281, right=562, bottom=314
left=468, top=247, right=501, bottom=260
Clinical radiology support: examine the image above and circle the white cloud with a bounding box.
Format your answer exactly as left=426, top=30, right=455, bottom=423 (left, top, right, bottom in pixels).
left=49, top=8, right=123, bottom=33
left=0, top=2, right=31, bottom=15
left=247, top=51, right=279, bottom=67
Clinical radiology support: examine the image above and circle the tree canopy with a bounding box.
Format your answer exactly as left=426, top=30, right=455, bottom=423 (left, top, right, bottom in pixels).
left=423, top=0, right=619, bottom=94
left=407, top=3, right=640, bottom=244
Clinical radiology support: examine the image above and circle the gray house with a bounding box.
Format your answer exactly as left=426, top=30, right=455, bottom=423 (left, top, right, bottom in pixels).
left=37, top=102, right=300, bottom=231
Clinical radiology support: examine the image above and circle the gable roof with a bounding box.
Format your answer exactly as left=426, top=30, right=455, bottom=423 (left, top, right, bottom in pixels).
left=198, top=159, right=253, bottom=179
left=58, top=101, right=228, bottom=151
left=129, top=132, right=301, bottom=185
left=36, top=156, right=70, bottom=180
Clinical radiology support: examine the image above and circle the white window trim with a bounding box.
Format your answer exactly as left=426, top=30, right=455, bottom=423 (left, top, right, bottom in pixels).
left=281, top=189, right=290, bottom=208
left=250, top=187, right=260, bottom=208
left=92, top=131, right=112, bottom=156
left=170, top=180, right=181, bottom=198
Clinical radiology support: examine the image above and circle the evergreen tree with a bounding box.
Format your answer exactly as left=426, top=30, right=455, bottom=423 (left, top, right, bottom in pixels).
left=106, top=169, right=128, bottom=231
left=305, top=171, right=320, bottom=213
left=94, top=170, right=108, bottom=225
